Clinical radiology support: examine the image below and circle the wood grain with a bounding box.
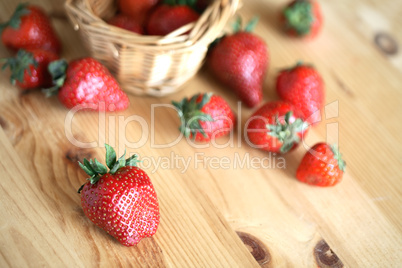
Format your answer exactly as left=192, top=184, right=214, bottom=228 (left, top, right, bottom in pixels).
left=1, top=0, right=401, bottom=267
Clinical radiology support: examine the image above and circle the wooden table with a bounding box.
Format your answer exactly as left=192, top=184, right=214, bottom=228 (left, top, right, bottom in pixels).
left=1, top=0, right=401, bottom=267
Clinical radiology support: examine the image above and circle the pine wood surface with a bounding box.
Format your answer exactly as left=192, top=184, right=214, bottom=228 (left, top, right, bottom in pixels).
left=0, top=0, right=401, bottom=267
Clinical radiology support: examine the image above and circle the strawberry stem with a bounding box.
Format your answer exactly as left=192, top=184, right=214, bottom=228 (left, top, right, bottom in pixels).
left=1, top=49, right=38, bottom=85
left=0, top=3, right=30, bottom=33
left=266, top=111, right=308, bottom=153
left=232, top=16, right=259, bottom=33
left=42, top=59, right=68, bottom=97
left=172, top=93, right=214, bottom=139
left=78, top=144, right=140, bottom=193
left=330, top=144, right=346, bottom=172
left=283, top=0, right=314, bottom=36
left=244, top=17, right=259, bottom=32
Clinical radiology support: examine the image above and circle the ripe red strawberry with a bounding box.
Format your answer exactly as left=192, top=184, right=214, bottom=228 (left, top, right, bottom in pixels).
left=108, top=14, right=144, bottom=34
left=44, top=58, right=129, bottom=111
left=78, top=145, right=160, bottom=246
left=246, top=101, right=308, bottom=153
left=146, top=4, right=200, bottom=36
left=1, top=49, right=59, bottom=89
left=208, top=18, right=269, bottom=108
left=172, top=93, right=236, bottom=142
left=296, top=143, right=346, bottom=186
left=276, top=62, right=324, bottom=125
left=0, top=3, right=61, bottom=54
left=118, top=0, right=159, bottom=24
left=281, top=0, right=323, bottom=39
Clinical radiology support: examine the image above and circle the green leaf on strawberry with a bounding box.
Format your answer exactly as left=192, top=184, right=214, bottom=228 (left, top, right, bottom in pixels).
left=172, top=93, right=214, bottom=139
left=331, top=144, right=346, bottom=172
left=0, top=3, right=30, bottom=32
left=283, top=0, right=314, bottom=36
left=266, top=111, right=308, bottom=154
left=78, top=145, right=139, bottom=193
left=232, top=16, right=259, bottom=33
left=1, top=49, right=38, bottom=84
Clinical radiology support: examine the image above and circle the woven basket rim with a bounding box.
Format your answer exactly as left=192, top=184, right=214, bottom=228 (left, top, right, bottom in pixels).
left=65, top=0, right=240, bottom=49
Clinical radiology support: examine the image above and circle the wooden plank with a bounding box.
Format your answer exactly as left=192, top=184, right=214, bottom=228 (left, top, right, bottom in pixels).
left=0, top=0, right=401, bottom=266
left=0, top=127, right=84, bottom=267
left=0, top=5, right=259, bottom=265
left=0, top=93, right=258, bottom=267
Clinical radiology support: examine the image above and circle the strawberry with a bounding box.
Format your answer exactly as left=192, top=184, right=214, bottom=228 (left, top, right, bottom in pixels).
left=281, top=0, right=323, bottom=39
left=78, top=145, right=160, bottom=246
left=0, top=3, right=61, bottom=54
left=1, top=49, right=59, bottom=89
left=44, top=58, right=129, bottom=111
left=207, top=18, right=269, bottom=108
left=146, top=1, right=200, bottom=36
left=172, top=93, right=236, bottom=142
left=275, top=62, right=324, bottom=126
left=108, top=14, right=144, bottom=34
left=296, top=143, right=346, bottom=186
left=118, top=0, right=159, bottom=24
left=246, top=101, right=308, bottom=153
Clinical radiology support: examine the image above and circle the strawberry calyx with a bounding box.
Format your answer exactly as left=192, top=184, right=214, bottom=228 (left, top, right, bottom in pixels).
left=77, top=144, right=140, bottom=193
left=232, top=16, right=259, bottom=33
left=283, top=0, right=314, bottom=36
left=0, top=3, right=30, bottom=33
left=172, top=93, right=214, bottom=139
left=330, top=144, right=346, bottom=172
left=281, top=61, right=314, bottom=73
left=1, top=49, right=38, bottom=85
left=42, top=59, right=68, bottom=96
left=164, top=0, right=197, bottom=8
left=266, top=111, right=308, bottom=153
left=210, top=16, right=259, bottom=48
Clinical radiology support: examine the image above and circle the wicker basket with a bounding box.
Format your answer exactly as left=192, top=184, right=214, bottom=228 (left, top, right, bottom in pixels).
left=64, top=0, right=240, bottom=97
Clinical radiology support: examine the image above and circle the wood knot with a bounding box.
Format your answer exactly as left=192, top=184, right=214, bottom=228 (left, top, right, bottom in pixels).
left=374, top=32, right=398, bottom=55
left=314, top=240, right=343, bottom=268
left=236, top=231, right=271, bottom=266
left=65, top=148, right=94, bottom=163
left=0, top=115, right=7, bottom=130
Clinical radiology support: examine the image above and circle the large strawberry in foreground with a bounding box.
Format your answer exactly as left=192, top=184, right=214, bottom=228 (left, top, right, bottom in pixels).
left=0, top=3, right=61, bottom=54
left=78, top=145, right=160, bottom=246
left=208, top=18, right=269, bottom=108
left=1, top=49, right=59, bottom=89
left=296, top=143, right=346, bottom=187
left=246, top=101, right=308, bottom=154
left=172, top=93, right=236, bottom=142
left=44, top=58, right=129, bottom=111
left=281, top=0, right=323, bottom=39
left=276, top=62, right=324, bottom=125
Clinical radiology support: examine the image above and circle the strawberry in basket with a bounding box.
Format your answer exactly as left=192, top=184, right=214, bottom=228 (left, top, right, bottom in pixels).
left=146, top=0, right=200, bottom=36
left=118, top=0, right=159, bottom=24
left=108, top=14, right=144, bottom=34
